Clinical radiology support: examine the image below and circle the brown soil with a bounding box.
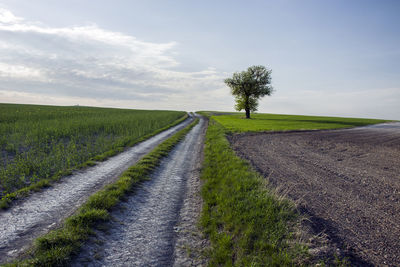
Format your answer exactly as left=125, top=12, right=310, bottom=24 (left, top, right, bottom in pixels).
left=228, top=123, right=400, bottom=266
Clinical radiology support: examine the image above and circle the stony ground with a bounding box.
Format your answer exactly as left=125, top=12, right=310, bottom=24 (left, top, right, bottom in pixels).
left=173, top=119, right=209, bottom=267
left=72, top=117, right=208, bottom=266
left=229, top=123, right=400, bottom=266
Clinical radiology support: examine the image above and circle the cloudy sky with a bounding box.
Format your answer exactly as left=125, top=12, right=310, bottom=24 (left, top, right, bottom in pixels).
left=0, top=0, right=399, bottom=119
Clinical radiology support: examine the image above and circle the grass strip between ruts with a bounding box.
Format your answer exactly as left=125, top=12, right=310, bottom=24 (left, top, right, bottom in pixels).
left=199, top=116, right=308, bottom=266
left=0, top=114, right=188, bottom=209
left=4, top=117, right=199, bottom=267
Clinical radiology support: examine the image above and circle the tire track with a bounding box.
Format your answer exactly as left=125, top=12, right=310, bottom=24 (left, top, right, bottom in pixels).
left=0, top=116, right=193, bottom=264
left=72, top=116, right=206, bottom=266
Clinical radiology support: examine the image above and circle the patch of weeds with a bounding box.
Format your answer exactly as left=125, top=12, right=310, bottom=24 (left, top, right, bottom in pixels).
left=334, top=254, right=350, bottom=267
left=93, top=252, right=103, bottom=261
left=184, top=245, right=193, bottom=258
left=81, top=160, right=96, bottom=167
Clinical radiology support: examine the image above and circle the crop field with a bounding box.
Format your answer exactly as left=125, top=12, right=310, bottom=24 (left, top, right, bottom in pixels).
left=2, top=108, right=397, bottom=266
left=229, top=124, right=400, bottom=265
left=208, top=112, right=400, bottom=265
left=0, top=103, right=185, bottom=197
left=198, top=111, right=399, bottom=265
left=212, top=113, right=390, bottom=132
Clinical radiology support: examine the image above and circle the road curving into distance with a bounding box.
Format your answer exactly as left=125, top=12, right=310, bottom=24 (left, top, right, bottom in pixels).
left=72, top=116, right=207, bottom=266
left=0, top=114, right=194, bottom=264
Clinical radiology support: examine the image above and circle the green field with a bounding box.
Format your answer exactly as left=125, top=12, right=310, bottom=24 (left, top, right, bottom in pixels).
left=211, top=113, right=391, bottom=132
left=7, top=119, right=199, bottom=267
left=0, top=103, right=185, bottom=197
left=198, top=112, right=389, bottom=265
left=200, top=116, right=310, bottom=266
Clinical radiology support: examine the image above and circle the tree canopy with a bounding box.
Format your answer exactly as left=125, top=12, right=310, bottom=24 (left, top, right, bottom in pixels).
left=224, top=65, right=273, bottom=119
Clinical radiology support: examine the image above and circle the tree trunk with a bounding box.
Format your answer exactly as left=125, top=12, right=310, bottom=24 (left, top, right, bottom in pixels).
left=244, top=94, right=251, bottom=119
left=245, top=108, right=250, bottom=119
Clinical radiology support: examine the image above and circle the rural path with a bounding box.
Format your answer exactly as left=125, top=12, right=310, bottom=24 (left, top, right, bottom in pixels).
left=0, top=115, right=194, bottom=264
left=229, top=122, right=400, bottom=266
left=72, top=116, right=207, bottom=266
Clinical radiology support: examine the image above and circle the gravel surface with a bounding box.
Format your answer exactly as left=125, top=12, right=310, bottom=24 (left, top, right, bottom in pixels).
left=173, top=118, right=209, bottom=267
left=0, top=117, right=193, bottom=264
left=229, top=123, right=400, bottom=266
left=72, top=116, right=207, bottom=266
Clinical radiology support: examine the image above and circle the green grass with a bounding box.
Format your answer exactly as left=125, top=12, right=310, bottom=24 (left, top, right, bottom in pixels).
left=200, top=117, right=307, bottom=266
left=197, top=111, right=378, bottom=265
left=211, top=113, right=391, bottom=132
left=0, top=103, right=186, bottom=208
left=4, top=117, right=199, bottom=267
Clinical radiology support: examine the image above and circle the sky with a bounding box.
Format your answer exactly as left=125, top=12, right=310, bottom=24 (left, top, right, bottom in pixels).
left=0, top=0, right=399, bottom=119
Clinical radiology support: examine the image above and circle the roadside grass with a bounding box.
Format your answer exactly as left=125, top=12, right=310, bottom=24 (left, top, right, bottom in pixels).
left=3, top=118, right=199, bottom=267
left=210, top=113, right=391, bottom=132
left=0, top=104, right=187, bottom=209
left=200, top=117, right=308, bottom=266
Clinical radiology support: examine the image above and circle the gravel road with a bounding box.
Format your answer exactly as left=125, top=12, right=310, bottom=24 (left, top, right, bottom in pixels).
left=229, top=122, right=400, bottom=266
left=0, top=116, right=193, bottom=264
left=72, top=116, right=207, bottom=266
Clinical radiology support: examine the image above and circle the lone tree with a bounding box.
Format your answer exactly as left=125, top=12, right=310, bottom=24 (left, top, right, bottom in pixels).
left=224, top=65, right=273, bottom=119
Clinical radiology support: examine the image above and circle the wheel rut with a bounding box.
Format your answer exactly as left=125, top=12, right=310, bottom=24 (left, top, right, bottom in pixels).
left=72, top=117, right=207, bottom=266
left=0, top=116, right=193, bottom=264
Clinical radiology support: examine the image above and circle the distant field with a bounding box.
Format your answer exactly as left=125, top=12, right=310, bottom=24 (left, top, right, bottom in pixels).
left=211, top=113, right=391, bottom=132
left=0, top=103, right=185, bottom=196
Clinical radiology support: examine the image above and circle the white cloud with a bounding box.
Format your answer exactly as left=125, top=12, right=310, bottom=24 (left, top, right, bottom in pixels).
left=1, top=8, right=397, bottom=119
left=0, top=8, right=227, bottom=110
left=0, top=8, right=22, bottom=24
left=0, top=62, right=46, bottom=80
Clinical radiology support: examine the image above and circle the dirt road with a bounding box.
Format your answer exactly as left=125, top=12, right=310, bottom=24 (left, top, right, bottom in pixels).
left=0, top=116, right=193, bottom=264
left=229, top=123, right=400, bottom=266
left=72, top=116, right=207, bottom=266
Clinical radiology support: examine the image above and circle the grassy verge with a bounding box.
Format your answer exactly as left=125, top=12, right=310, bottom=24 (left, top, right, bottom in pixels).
left=200, top=117, right=307, bottom=266
left=4, top=117, right=199, bottom=267
left=210, top=113, right=392, bottom=132
left=0, top=114, right=188, bottom=209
